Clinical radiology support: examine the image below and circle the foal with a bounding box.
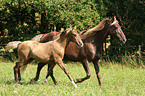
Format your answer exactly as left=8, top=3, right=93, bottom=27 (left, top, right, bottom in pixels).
left=13, top=27, right=83, bottom=88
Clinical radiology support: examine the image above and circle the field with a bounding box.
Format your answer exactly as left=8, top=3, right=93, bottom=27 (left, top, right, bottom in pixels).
left=0, top=59, right=145, bottom=96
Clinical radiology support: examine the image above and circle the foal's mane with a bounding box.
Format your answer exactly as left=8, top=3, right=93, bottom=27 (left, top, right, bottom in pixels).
left=53, top=28, right=72, bottom=41
left=53, top=32, right=61, bottom=41
left=81, top=18, right=110, bottom=39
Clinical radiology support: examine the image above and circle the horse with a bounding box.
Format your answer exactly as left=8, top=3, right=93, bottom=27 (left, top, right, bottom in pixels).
left=13, top=27, right=84, bottom=88
left=32, top=16, right=127, bottom=86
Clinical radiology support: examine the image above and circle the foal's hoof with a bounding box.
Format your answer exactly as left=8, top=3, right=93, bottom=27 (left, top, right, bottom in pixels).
left=30, top=79, right=36, bottom=84
left=15, top=81, right=22, bottom=85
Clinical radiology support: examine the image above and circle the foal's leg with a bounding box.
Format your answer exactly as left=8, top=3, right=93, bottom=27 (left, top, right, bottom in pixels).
left=74, top=59, right=91, bottom=83
left=14, top=62, right=23, bottom=84
left=30, top=63, right=46, bottom=83
left=56, top=59, right=77, bottom=88
left=43, top=63, right=57, bottom=84
left=14, top=58, right=33, bottom=84
left=93, top=59, right=102, bottom=86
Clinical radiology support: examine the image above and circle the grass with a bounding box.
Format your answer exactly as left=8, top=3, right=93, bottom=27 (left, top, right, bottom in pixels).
left=0, top=59, right=145, bottom=96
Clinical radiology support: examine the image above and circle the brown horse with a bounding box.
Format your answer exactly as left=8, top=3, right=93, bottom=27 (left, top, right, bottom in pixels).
left=13, top=27, right=83, bottom=88
left=34, top=16, right=126, bottom=86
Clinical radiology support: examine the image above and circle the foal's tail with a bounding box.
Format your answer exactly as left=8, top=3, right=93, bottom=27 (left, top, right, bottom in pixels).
left=5, top=41, right=22, bottom=51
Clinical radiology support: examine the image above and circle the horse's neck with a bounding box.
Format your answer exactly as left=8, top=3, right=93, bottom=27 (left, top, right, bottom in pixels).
left=86, top=27, right=109, bottom=49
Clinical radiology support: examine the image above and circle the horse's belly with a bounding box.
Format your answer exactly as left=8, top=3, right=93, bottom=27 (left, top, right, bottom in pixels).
left=64, top=54, right=79, bottom=61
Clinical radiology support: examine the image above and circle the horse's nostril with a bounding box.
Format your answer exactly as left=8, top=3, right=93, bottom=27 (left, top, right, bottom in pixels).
left=81, top=43, right=84, bottom=47
left=124, top=39, right=127, bottom=42
left=122, top=39, right=127, bottom=44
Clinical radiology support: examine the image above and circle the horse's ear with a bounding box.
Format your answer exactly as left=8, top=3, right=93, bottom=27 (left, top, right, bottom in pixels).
left=113, top=16, right=117, bottom=21
left=111, top=16, right=117, bottom=25
left=110, top=16, right=116, bottom=21
left=65, top=27, right=72, bottom=34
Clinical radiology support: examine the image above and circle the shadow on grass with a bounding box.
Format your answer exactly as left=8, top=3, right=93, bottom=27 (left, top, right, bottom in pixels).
left=4, top=80, right=42, bottom=86
left=4, top=79, right=56, bottom=87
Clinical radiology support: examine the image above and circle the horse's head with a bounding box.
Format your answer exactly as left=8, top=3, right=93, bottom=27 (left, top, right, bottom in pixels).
left=108, top=16, right=127, bottom=44
left=67, top=26, right=84, bottom=47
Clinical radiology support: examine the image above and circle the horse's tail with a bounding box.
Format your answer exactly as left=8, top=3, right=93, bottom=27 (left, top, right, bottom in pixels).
left=5, top=41, right=22, bottom=51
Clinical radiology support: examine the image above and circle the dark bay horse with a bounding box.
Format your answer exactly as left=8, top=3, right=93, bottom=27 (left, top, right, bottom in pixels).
left=32, top=16, right=127, bottom=86
left=13, top=27, right=83, bottom=88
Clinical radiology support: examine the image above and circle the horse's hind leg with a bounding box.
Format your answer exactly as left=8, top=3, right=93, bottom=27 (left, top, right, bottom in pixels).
left=30, top=63, right=46, bottom=83
left=43, top=62, right=57, bottom=84
left=74, top=59, right=91, bottom=83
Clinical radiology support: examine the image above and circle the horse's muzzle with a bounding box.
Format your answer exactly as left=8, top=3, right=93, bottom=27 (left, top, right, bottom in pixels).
left=121, top=38, right=127, bottom=44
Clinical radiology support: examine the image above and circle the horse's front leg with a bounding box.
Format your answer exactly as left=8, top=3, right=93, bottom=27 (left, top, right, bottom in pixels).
left=30, top=63, right=46, bottom=83
left=93, top=59, right=102, bottom=86
left=74, top=59, right=91, bottom=83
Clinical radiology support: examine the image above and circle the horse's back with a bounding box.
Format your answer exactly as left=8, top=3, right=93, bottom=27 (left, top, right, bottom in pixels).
left=40, top=31, right=59, bottom=42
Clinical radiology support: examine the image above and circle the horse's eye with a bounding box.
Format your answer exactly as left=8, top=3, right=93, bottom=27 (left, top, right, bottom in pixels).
left=112, top=25, right=117, bottom=30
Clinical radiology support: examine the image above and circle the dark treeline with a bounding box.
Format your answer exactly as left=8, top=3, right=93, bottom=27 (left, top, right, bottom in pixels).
left=0, top=0, right=144, bottom=58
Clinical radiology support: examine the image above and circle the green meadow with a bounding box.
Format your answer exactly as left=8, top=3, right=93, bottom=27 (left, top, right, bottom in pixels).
left=0, top=59, right=144, bottom=96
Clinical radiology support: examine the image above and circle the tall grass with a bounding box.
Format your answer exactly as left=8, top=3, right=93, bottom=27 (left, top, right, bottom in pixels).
left=0, top=59, right=145, bottom=96
left=102, top=56, right=145, bottom=68
left=122, top=57, right=145, bottom=68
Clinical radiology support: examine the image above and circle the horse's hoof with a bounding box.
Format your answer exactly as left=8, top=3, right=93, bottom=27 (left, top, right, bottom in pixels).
left=74, top=79, right=82, bottom=83
left=54, top=82, right=58, bottom=85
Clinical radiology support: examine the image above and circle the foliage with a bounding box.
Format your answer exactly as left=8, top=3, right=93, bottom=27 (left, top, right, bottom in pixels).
left=0, top=0, right=144, bottom=60
left=0, top=0, right=103, bottom=44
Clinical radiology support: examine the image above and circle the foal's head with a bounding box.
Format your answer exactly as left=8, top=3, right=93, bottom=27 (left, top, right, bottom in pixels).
left=70, top=26, right=84, bottom=47
left=108, top=16, right=127, bottom=44
left=62, top=27, right=84, bottom=47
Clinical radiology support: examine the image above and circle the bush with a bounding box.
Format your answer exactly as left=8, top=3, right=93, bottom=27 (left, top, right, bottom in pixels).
left=0, top=0, right=103, bottom=44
